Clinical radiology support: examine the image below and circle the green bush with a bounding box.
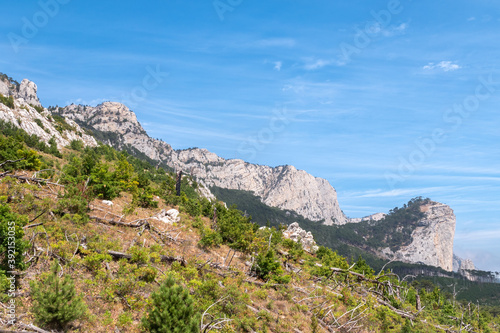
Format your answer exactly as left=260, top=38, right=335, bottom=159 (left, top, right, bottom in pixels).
left=69, top=139, right=84, bottom=151
left=254, top=249, right=283, bottom=281
left=0, top=94, right=14, bottom=108
left=30, top=260, right=87, bottom=330
left=142, top=275, right=200, bottom=332
left=0, top=205, right=29, bottom=271
left=198, top=228, right=223, bottom=249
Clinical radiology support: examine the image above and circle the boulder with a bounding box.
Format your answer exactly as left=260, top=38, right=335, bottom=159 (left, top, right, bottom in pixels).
left=155, top=209, right=181, bottom=224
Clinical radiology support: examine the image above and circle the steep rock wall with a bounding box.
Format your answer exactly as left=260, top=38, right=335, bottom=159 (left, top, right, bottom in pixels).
left=380, top=202, right=456, bottom=271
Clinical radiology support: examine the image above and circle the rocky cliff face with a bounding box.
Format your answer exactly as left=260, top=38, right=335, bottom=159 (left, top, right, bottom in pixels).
left=379, top=202, right=456, bottom=271
left=59, top=102, right=348, bottom=225
left=0, top=78, right=96, bottom=148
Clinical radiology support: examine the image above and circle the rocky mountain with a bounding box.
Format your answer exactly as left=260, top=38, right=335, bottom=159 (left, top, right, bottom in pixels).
left=57, top=102, right=347, bottom=225
left=1, top=74, right=462, bottom=272
left=378, top=202, right=456, bottom=271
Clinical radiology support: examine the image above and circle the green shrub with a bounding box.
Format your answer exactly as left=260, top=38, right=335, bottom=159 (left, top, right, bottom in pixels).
left=142, top=275, right=200, bottom=332
left=198, top=228, right=223, bottom=249
left=30, top=260, right=87, bottom=330
left=34, top=118, right=44, bottom=129
left=69, top=139, right=84, bottom=151
left=254, top=249, right=284, bottom=281
left=0, top=94, right=14, bottom=108
left=0, top=205, right=29, bottom=271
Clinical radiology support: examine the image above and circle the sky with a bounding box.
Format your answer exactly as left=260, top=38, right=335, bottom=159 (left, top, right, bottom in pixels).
left=1, top=0, right=500, bottom=272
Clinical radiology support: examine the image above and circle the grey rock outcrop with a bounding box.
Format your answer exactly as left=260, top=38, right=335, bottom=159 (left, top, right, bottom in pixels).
left=0, top=79, right=11, bottom=97
left=154, top=209, right=181, bottom=224
left=379, top=202, right=456, bottom=271
left=60, top=103, right=174, bottom=160
left=283, top=222, right=319, bottom=253
left=453, top=254, right=475, bottom=272
left=0, top=77, right=41, bottom=107
left=17, top=79, right=41, bottom=107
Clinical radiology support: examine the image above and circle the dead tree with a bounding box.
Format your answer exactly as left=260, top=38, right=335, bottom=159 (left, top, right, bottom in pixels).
left=212, top=206, right=218, bottom=230
left=176, top=170, right=182, bottom=196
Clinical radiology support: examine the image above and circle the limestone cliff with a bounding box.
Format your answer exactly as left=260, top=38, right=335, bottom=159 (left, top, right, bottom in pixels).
left=379, top=202, right=456, bottom=271
left=58, top=102, right=348, bottom=225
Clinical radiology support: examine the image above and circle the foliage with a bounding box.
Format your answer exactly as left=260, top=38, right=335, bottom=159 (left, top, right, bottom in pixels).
left=69, top=139, right=84, bottom=151
left=55, top=181, right=92, bottom=224
left=0, top=135, right=42, bottom=171
left=0, top=94, right=15, bottom=108
left=0, top=120, right=61, bottom=158
left=30, top=260, right=87, bottom=330
left=254, top=249, right=284, bottom=282
left=0, top=204, right=29, bottom=271
left=198, top=227, right=223, bottom=248
left=142, top=275, right=200, bottom=332
left=51, top=114, right=75, bottom=134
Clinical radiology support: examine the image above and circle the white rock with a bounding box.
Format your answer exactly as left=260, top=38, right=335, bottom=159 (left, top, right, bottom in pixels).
left=102, top=200, right=113, bottom=206
left=17, top=79, right=41, bottom=106
left=155, top=209, right=181, bottom=224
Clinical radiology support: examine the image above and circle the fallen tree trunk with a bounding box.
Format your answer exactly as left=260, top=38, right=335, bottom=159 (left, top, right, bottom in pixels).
left=106, top=250, right=187, bottom=266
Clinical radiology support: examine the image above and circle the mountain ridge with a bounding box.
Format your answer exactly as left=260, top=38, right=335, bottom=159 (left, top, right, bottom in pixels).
left=0, top=74, right=465, bottom=272
left=56, top=101, right=349, bottom=226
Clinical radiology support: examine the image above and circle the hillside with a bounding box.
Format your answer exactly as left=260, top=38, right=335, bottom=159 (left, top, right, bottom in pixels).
left=1, top=121, right=500, bottom=332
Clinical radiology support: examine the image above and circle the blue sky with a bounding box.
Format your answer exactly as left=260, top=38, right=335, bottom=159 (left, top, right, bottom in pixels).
left=1, top=0, right=500, bottom=272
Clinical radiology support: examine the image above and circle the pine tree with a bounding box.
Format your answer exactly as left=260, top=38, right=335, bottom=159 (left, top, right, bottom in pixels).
left=30, top=260, right=87, bottom=330
left=142, top=275, right=200, bottom=333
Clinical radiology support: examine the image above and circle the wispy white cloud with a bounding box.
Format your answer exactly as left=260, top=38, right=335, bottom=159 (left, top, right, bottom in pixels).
left=273, top=61, right=282, bottom=71
left=303, top=58, right=332, bottom=70
left=423, top=61, right=461, bottom=72
left=369, top=22, right=409, bottom=37
left=253, top=38, right=296, bottom=48
left=467, top=17, right=476, bottom=21
left=455, top=228, right=500, bottom=241
left=343, top=185, right=485, bottom=199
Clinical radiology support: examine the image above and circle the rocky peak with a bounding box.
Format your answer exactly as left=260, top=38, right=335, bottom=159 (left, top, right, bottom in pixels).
left=170, top=151, right=347, bottom=225
left=17, top=79, right=41, bottom=107
left=0, top=76, right=41, bottom=107
left=453, top=254, right=475, bottom=272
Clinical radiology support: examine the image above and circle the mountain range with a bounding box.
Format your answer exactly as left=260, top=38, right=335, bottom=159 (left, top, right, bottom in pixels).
left=0, top=74, right=486, bottom=277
